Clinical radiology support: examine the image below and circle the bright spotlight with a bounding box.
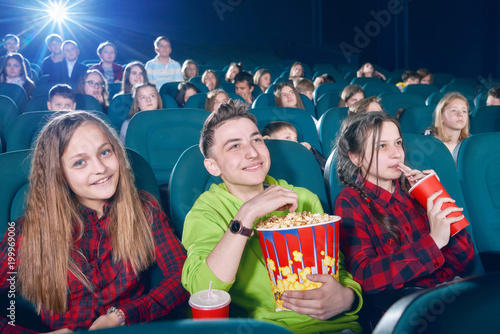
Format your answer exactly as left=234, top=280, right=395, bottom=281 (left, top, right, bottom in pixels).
left=47, top=3, right=68, bottom=23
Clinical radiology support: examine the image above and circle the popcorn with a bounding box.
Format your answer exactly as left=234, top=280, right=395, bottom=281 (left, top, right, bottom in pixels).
left=256, top=211, right=336, bottom=229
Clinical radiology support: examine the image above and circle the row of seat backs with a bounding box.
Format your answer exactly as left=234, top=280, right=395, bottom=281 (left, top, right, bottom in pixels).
left=317, top=105, right=500, bottom=158
left=324, top=133, right=487, bottom=276
left=72, top=319, right=293, bottom=334
left=372, top=271, right=500, bottom=334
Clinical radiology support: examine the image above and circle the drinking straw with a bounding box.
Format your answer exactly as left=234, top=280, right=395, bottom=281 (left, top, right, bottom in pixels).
left=208, top=281, right=212, bottom=298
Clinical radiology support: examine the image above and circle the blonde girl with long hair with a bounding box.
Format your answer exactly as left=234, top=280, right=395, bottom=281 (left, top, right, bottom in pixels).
left=0, top=110, right=187, bottom=332
left=424, top=92, right=470, bottom=164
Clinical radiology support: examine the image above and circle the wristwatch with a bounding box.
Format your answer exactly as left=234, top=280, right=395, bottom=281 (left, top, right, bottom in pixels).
left=228, top=219, right=254, bottom=237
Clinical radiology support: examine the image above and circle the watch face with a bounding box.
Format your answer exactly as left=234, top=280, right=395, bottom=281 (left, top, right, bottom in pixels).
left=229, top=220, right=241, bottom=234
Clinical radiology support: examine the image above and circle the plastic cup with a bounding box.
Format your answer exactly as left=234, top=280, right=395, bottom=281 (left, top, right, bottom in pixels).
left=409, top=172, right=469, bottom=236
left=189, top=289, right=231, bottom=320
left=256, top=216, right=341, bottom=311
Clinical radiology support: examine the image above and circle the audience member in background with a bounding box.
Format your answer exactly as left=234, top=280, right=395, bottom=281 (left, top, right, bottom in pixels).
left=338, top=84, right=365, bottom=107
left=254, top=68, right=271, bottom=93
left=0, top=53, right=35, bottom=98
left=119, top=61, right=149, bottom=95
left=274, top=80, right=305, bottom=110
left=396, top=70, right=421, bottom=91
left=47, top=83, right=76, bottom=111
left=0, top=110, right=188, bottom=331
left=289, top=61, right=304, bottom=79
left=120, top=83, right=163, bottom=143
left=50, top=40, right=88, bottom=84
left=204, top=88, right=229, bottom=112
left=262, top=121, right=327, bottom=173
left=295, top=78, right=315, bottom=101
left=145, top=36, right=183, bottom=89
left=76, top=69, right=109, bottom=111
left=313, top=73, right=335, bottom=88
left=225, top=62, right=242, bottom=83
left=424, top=92, right=470, bottom=164
left=486, top=86, right=500, bottom=106
left=348, top=96, right=383, bottom=115
left=417, top=68, right=434, bottom=85
left=181, top=59, right=199, bottom=81
left=182, top=100, right=362, bottom=334
left=1, top=34, right=32, bottom=78
left=334, top=111, right=473, bottom=326
left=42, top=33, right=64, bottom=76
left=356, top=62, right=386, bottom=80
left=90, top=41, right=124, bottom=83
left=234, top=71, right=255, bottom=106
left=202, top=69, right=220, bottom=91
left=175, top=81, right=200, bottom=107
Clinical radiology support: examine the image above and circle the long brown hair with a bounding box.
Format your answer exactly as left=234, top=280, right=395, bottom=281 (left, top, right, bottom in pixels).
left=274, top=81, right=305, bottom=110
left=336, top=112, right=405, bottom=244
left=19, top=110, right=156, bottom=314
left=129, top=82, right=163, bottom=118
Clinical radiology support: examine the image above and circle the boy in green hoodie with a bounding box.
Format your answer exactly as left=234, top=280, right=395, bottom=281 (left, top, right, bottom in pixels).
left=181, top=100, right=362, bottom=334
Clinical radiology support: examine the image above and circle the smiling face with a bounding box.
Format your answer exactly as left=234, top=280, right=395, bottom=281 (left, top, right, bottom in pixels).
left=351, top=121, right=404, bottom=192
left=441, top=98, right=468, bottom=131
left=129, top=65, right=145, bottom=86
left=204, top=117, right=270, bottom=200
left=100, top=45, right=116, bottom=64
left=204, top=72, right=217, bottom=91
left=280, top=86, right=298, bottom=108
left=61, top=122, right=119, bottom=215
left=5, top=58, right=21, bottom=78
left=137, top=85, right=159, bottom=111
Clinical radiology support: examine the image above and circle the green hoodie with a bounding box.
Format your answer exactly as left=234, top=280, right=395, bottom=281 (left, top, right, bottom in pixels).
left=182, top=176, right=362, bottom=334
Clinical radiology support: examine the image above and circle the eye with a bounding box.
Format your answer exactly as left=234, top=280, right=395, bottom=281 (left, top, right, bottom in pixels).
left=73, top=159, right=85, bottom=168
left=396, top=140, right=403, bottom=146
left=253, top=137, right=263, bottom=143
left=229, top=144, right=239, bottom=150
left=101, top=149, right=112, bottom=157
left=379, top=143, right=386, bottom=148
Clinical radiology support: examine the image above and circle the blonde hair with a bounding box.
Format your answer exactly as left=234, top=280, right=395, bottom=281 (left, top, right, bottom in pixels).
left=19, top=110, right=156, bottom=314
left=432, top=92, right=470, bottom=142
left=129, top=83, right=163, bottom=118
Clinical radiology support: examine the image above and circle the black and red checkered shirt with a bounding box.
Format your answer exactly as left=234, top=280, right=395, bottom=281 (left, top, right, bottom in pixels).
left=334, top=178, right=474, bottom=294
left=0, top=192, right=188, bottom=333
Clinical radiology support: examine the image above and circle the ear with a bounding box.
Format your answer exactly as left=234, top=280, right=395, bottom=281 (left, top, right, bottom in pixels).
left=47, top=101, right=52, bottom=110
left=348, top=152, right=361, bottom=167
left=263, top=135, right=270, bottom=139
left=249, top=85, right=254, bottom=92
left=204, top=158, right=221, bottom=177
left=71, top=102, right=76, bottom=110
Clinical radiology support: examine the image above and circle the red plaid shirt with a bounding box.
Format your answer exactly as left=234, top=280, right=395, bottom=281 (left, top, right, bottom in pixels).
left=0, top=192, right=188, bottom=333
left=334, top=178, right=474, bottom=294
